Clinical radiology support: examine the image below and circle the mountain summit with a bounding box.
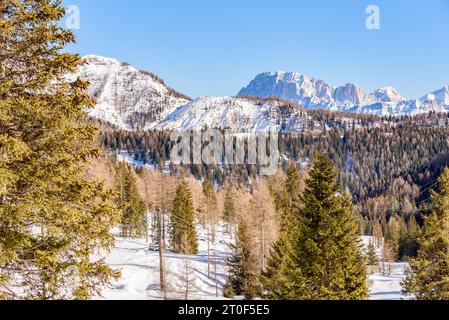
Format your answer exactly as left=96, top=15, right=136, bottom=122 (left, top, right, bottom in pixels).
left=71, top=55, right=190, bottom=130
left=238, top=72, right=449, bottom=116
left=71, top=57, right=449, bottom=131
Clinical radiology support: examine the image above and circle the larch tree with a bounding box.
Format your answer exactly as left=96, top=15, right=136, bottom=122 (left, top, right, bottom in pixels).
left=202, top=177, right=218, bottom=278
left=250, top=179, right=277, bottom=272
left=139, top=170, right=176, bottom=298
left=0, top=0, right=121, bottom=299
left=223, top=184, right=236, bottom=232
left=176, top=236, right=199, bottom=300
left=402, top=167, right=449, bottom=300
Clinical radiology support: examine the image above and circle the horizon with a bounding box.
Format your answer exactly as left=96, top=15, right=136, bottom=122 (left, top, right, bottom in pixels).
left=63, top=0, right=449, bottom=99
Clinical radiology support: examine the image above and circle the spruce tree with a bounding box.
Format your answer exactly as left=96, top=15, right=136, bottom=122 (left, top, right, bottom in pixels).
left=290, top=153, right=368, bottom=299
left=402, top=167, right=449, bottom=300
left=263, top=154, right=368, bottom=300
left=224, top=222, right=260, bottom=299
left=285, top=162, right=302, bottom=213
left=170, top=180, right=198, bottom=254
left=366, top=240, right=379, bottom=273
left=261, top=162, right=300, bottom=299
left=405, top=214, right=419, bottom=258
left=115, top=163, right=147, bottom=238
left=0, top=0, right=120, bottom=299
left=399, top=213, right=419, bottom=260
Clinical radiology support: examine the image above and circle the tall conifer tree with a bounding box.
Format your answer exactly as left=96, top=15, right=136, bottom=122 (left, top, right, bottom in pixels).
left=402, top=167, right=449, bottom=300
left=224, top=222, right=260, bottom=300
left=223, top=186, right=236, bottom=225
left=170, top=180, right=198, bottom=254
left=289, top=153, right=368, bottom=299
left=115, top=163, right=147, bottom=238
left=262, top=155, right=368, bottom=300
left=0, top=0, right=120, bottom=299
left=261, top=162, right=301, bottom=299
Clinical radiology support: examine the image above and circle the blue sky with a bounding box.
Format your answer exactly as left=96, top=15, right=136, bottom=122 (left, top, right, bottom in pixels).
left=62, top=0, right=449, bottom=99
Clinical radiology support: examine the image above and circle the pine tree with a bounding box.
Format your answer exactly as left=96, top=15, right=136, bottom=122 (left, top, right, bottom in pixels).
left=115, top=163, right=147, bottom=238
left=261, top=162, right=301, bottom=299
left=264, top=153, right=368, bottom=300
left=224, top=222, right=260, bottom=300
left=402, top=167, right=449, bottom=300
left=366, top=240, right=379, bottom=274
left=170, top=180, right=198, bottom=254
left=297, top=168, right=368, bottom=299
left=0, top=0, right=120, bottom=299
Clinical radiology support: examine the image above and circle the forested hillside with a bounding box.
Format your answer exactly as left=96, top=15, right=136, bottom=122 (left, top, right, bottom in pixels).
left=98, top=112, right=449, bottom=202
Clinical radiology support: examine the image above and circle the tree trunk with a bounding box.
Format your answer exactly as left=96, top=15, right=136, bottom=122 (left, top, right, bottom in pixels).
left=157, top=211, right=166, bottom=300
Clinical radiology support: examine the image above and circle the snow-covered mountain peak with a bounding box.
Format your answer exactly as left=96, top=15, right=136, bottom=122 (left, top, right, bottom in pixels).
left=71, top=55, right=190, bottom=130
left=70, top=56, right=449, bottom=130
left=423, top=86, right=449, bottom=105
left=372, top=87, right=405, bottom=103
left=238, top=72, right=449, bottom=116
left=332, top=83, right=375, bottom=106
left=272, top=71, right=310, bottom=83
left=83, top=55, right=122, bottom=65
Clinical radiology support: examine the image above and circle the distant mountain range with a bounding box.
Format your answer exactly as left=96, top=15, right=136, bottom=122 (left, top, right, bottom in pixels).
left=238, top=71, right=449, bottom=116
left=71, top=55, right=449, bottom=131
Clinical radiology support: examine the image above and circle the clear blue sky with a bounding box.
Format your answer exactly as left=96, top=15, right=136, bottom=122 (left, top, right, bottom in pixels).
left=62, top=0, right=449, bottom=99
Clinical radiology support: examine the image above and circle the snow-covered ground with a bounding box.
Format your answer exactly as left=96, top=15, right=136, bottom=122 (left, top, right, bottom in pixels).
left=95, top=222, right=233, bottom=300
left=361, top=236, right=410, bottom=300
left=368, top=263, right=409, bottom=300
left=94, top=230, right=409, bottom=300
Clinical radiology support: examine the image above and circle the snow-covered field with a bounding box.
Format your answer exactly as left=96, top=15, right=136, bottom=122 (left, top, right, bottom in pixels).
left=95, top=223, right=233, bottom=300
left=361, top=236, right=410, bottom=300
left=368, top=263, right=409, bottom=300
left=94, top=229, right=409, bottom=300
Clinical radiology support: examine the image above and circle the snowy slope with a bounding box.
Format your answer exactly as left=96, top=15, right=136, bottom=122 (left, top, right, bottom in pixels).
left=361, top=237, right=410, bottom=300
left=94, top=232, right=409, bottom=300
left=71, top=55, right=190, bottom=130
left=70, top=57, right=311, bottom=132
left=94, top=222, right=233, bottom=300
left=156, top=96, right=307, bottom=132
left=239, top=72, right=449, bottom=116
left=369, top=263, right=409, bottom=300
